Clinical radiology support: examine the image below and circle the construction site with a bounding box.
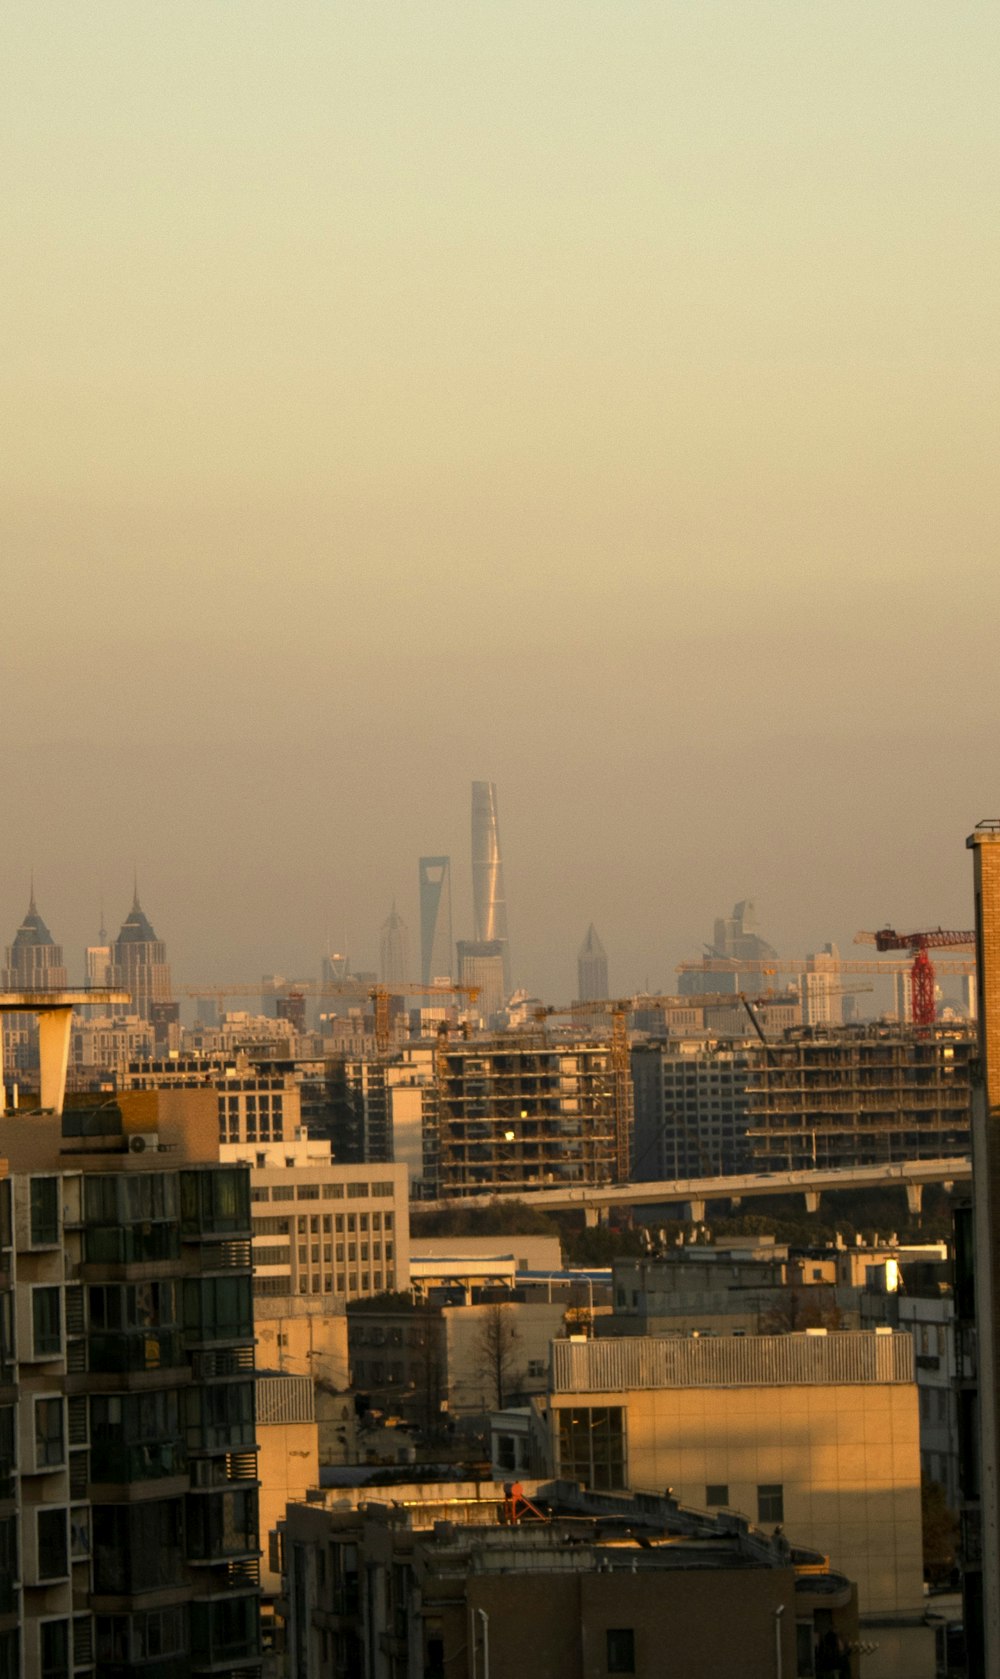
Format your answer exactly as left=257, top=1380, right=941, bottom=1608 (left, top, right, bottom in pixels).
left=434, top=1038, right=631, bottom=1197
left=743, top=1022, right=974, bottom=1173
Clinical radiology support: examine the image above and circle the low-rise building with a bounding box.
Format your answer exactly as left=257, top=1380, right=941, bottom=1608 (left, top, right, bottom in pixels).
left=280, top=1477, right=857, bottom=1679
left=537, top=1330, right=927, bottom=1674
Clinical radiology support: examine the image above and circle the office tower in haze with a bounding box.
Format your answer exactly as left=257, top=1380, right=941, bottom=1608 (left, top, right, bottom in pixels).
left=456, top=940, right=506, bottom=1022
left=471, top=780, right=511, bottom=994
left=577, top=923, right=608, bottom=1001
left=418, top=856, right=453, bottom=984
left=112, top=886, right=172, bottom=1020
left=379, top=902, right=410, bottom=986
left=2, top=888, right=68, bottom=989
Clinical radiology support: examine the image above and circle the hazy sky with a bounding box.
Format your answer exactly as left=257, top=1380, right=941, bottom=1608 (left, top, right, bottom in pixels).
left=3, top=3, right=998, bottom=1003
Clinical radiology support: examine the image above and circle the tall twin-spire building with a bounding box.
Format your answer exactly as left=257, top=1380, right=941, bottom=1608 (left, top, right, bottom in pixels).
left=1, top=887, right=68, bottom=989
left=2, top=885, right=171, bottom=1021
left=112, top=887, right=172, bottom=1019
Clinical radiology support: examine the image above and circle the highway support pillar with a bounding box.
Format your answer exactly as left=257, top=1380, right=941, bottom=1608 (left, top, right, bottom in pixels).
left=804, top=1191, right=820, bottom=1215
left=38, top=1007, right=73, bottom=1115
left=906, top=1182, right=923, bottom=1221
left=688, top=1199, right=705, bottom=1223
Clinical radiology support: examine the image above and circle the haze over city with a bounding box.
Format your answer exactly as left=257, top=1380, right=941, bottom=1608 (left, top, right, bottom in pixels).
left=4, top=2, right=997, bottom=1000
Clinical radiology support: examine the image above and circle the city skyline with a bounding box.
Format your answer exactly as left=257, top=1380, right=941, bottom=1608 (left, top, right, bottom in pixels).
left=4, top=5, right=994, bottom=1006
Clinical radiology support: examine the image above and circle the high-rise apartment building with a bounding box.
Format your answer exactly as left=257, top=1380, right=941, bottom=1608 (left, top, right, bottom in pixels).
left=378, top=902, right=410, bottom=987
left=112, top=890, right=172, bottom=1022
left=577, top=923, right=608, bottom=1002
left=800, top=944, right=844, bottom=1027
left=2, top=891, right=68, bottom=990
left=631, top=1039, right=755, bottom=1179
left=471, top=781, right=511, bottom=995
left=0, top=1084, right=262, bottom=1679
left=418, top=856, right=453, bottom=984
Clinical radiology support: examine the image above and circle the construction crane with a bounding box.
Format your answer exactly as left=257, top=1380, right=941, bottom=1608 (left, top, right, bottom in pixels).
left=853, top=928, right=975, bottom=1027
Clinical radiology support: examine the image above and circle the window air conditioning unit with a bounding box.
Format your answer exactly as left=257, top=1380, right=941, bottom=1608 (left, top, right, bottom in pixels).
left=128, top=1133, right=160, bottom=1154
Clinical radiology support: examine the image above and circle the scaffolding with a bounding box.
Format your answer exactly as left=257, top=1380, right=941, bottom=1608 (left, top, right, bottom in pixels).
left=745, top=1024, right=973, bottom=1172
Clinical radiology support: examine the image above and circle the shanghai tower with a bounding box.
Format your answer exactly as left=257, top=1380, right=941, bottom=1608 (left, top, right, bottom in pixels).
left=471, top=780, right=511, bottom=995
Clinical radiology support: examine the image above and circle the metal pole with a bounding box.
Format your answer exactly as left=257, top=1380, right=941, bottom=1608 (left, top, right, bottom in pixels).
left=477, top=1609, right=490, bottom=1679
left=774, top=1604, right=785, bottom=1679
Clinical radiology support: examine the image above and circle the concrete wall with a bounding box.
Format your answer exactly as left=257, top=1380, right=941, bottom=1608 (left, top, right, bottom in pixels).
left=552, top=1379, right=922, bottom=1616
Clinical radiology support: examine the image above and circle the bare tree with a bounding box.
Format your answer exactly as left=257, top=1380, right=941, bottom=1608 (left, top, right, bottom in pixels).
left=475, top=1303, right=521, bottom=1410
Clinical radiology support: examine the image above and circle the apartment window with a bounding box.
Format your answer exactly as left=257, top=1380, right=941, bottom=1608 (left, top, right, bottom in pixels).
left=757, top=1484, right=784, bottom=1524
left=348, top=1182, right=369, bottom=1198
left=0, top=1517, right=17, bottom=1615
left=30, top=1178, right=60, bottom=1246
left=32, top=1287, right=62, bottom=1359
left=299, top=1185, right=319, bottom=1201
left=40, top=1620, right=69, bottom=1679
left=322, top=1184, right=344, bottom=1200
left=37, top=1509, right=69, bottom=1581
left=606, top=1629, right=635, bottom=1674
left=35, top=1398, right=65, bottom=1468
left=705, top=1484, right=728, bottom=1507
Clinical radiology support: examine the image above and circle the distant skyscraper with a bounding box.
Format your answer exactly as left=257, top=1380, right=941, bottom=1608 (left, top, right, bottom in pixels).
left=712, top=900, right=778, bottom=962
left=456, top=939, right=506, bottom=1022
left=801, top=944, right=844, bottom=1028
left=419, top=856, right=453, bottom=984
left=85, top=906, right=113, bottom=989
left=471, top=780, right=511, bottom=995
left=380, top=902, right=410, bottom=986
left=2, top=887, right=68, bottom=989
left=113, top=886, right=172, bottom=1020
left=577, top=924, right=608, bottom=1001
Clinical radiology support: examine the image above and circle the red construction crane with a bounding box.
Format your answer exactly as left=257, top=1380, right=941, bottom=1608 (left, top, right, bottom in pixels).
left=854, top=927, right=975, bottom=1027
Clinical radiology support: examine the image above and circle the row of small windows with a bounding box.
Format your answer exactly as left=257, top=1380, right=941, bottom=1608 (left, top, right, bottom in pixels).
left=253, top=1211, right=393, bottom=1235
left=288, top=1270, right=394, bottom=1296
left=251, top=1181, right=395, bottom=1202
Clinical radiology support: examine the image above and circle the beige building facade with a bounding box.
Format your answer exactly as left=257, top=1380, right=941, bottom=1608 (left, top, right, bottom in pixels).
left=546, top=1333, right=922, bottom=1622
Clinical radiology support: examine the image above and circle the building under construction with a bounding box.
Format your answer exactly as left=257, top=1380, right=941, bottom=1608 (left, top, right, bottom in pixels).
left=745, top=1023, right=973, bottom=1172
left=435, top=1038, right=630, bottom=1197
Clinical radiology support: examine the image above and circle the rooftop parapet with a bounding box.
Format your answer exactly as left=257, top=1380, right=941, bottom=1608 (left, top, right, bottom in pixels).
left=551, top=1329, right=913, bottom=1393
